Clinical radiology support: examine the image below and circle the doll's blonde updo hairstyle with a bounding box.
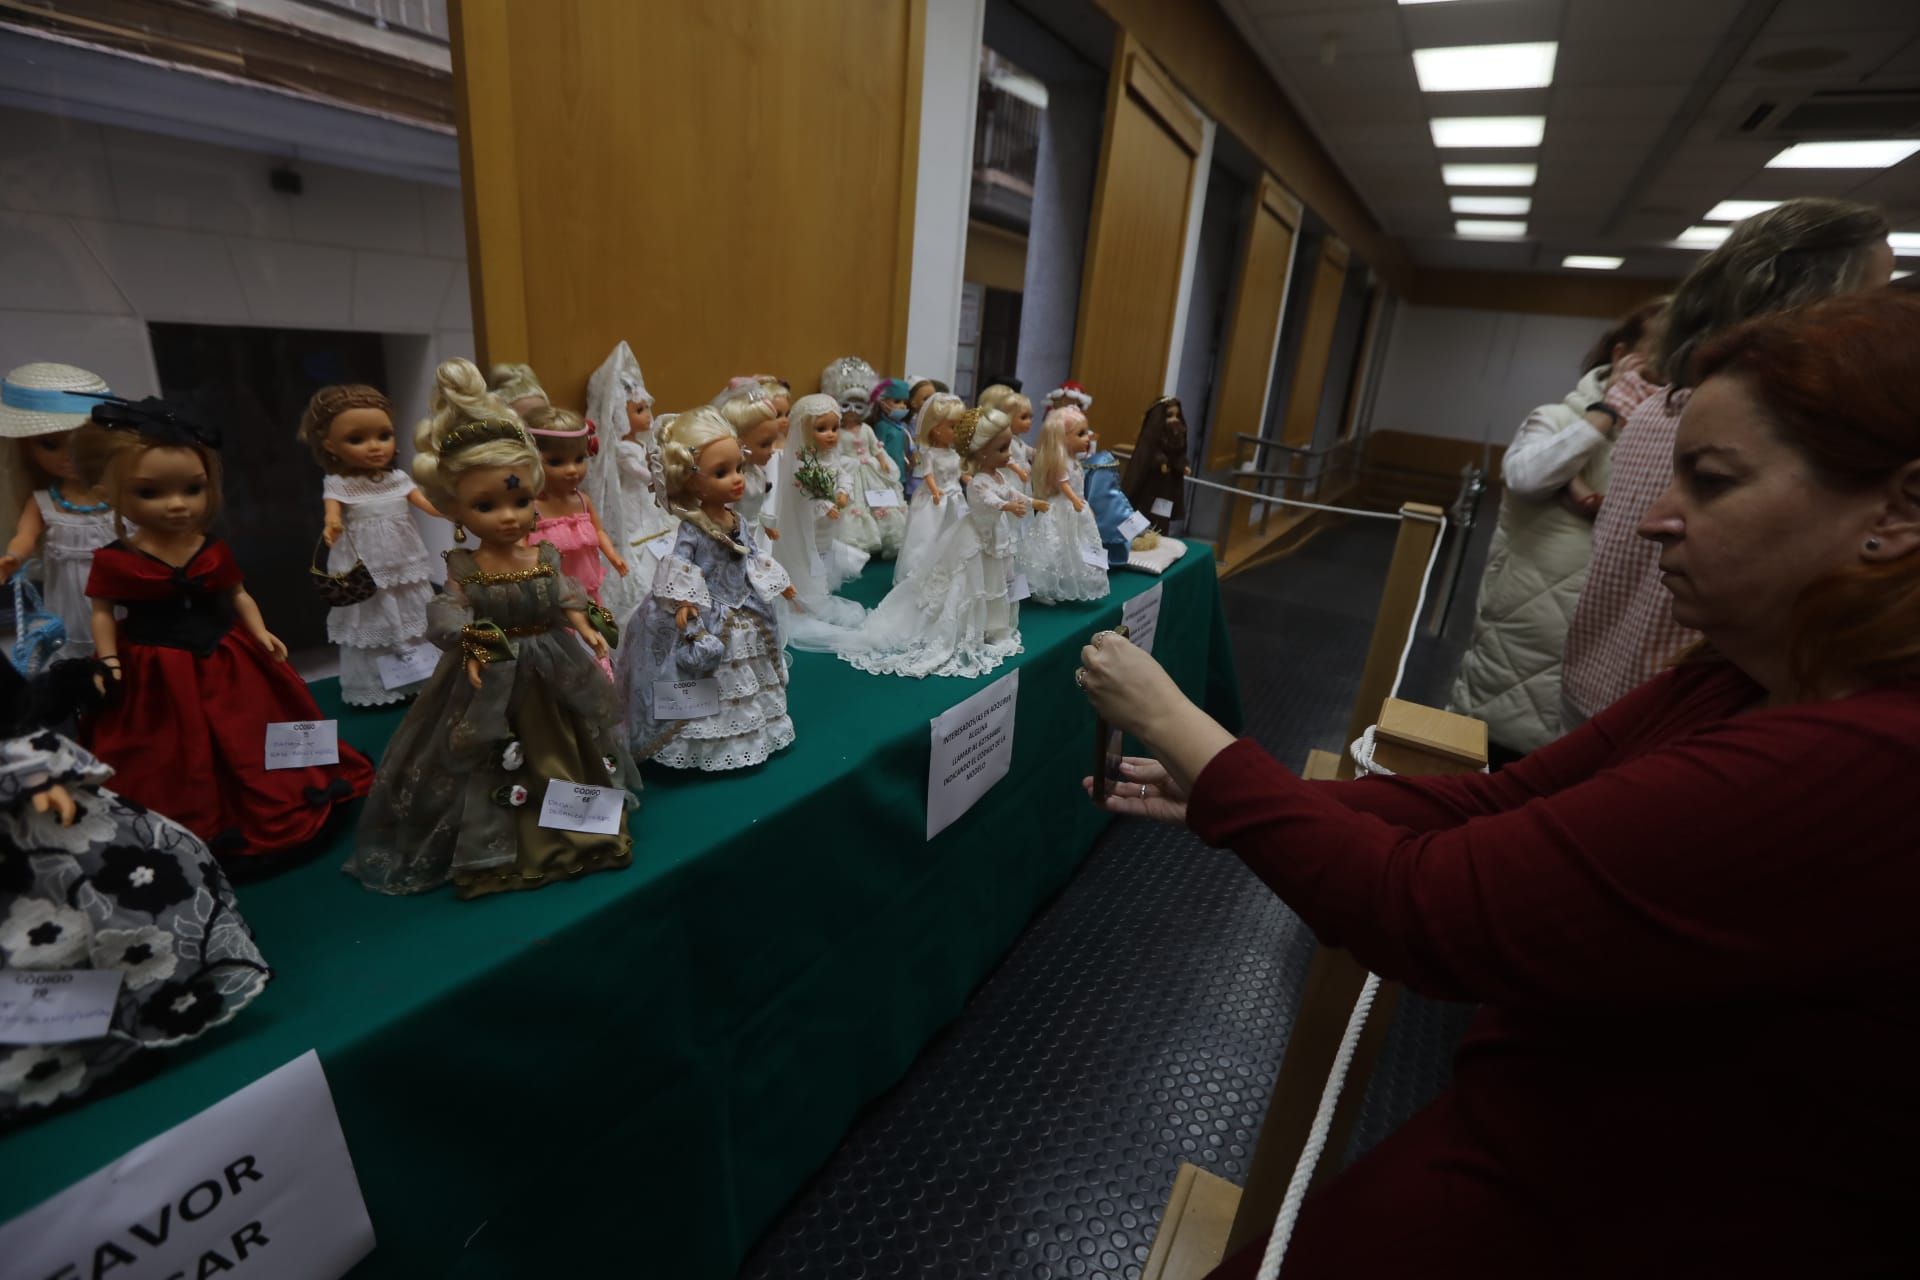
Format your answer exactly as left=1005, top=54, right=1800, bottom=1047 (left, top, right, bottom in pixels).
left=659, top=405, right=738, bottom=541
left=953, top=406, right=1012, bottom=477
left=976, top=384, right=1031, bottom=426
left=412, top=358, right=542, bottom=509
left=297, top=384, right=394, bottom=475
left=716, top=390, right=777, bottom=439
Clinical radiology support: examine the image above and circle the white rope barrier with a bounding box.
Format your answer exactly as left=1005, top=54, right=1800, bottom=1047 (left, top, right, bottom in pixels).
left=1256, top=518, right=1450, bottom=1280
left=1180, top=472, right=1412, bottom=523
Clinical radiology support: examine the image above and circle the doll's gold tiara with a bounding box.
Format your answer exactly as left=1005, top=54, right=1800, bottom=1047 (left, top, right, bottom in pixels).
left=441, top=417, right=529, bottom=457
left=952, top=407, right=983, bottom=457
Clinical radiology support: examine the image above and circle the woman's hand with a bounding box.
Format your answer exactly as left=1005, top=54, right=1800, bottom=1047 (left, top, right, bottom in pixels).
left=1081, top=756, right=1188, bottom=823
left=1079, top=633, right=1184, bottom=742
left=31, top=783, right=78, bottom=827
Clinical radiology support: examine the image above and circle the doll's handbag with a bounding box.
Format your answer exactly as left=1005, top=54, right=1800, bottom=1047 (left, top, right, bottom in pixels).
left=10, top=560, right=67, bottom=677
left=308, top=532, right=378, bottom=608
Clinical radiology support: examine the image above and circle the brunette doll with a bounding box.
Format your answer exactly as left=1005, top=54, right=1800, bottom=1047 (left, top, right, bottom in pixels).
left=1122, top=395, right=1190, bottom=532
left=348, top=359, right=636, bottom=898
left=527, top=405, right=629, bottom=607
left=75, top=398, right=374, bottom=860
left=298, top=384, right=442, bottom=705
left=1020, top=403, right=1110, bottom=603
left=617, top=407, right=797, bottom=771
left=0, top=363, right=117, bottom=658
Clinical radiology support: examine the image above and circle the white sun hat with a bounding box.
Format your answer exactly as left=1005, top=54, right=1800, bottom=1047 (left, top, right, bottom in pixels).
left=0, top=363, right=111, bottom=438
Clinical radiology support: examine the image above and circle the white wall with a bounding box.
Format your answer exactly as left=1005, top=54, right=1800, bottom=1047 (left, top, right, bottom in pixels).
left=0, top=104, right=473, bottom=401
left=903, top=0, right=987, bottom=384
left=1368, top=302, right=1608, bottom=446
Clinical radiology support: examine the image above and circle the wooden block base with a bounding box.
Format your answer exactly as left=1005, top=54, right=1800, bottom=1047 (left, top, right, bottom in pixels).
left=1142, top=1162, right=1244, bottom=1280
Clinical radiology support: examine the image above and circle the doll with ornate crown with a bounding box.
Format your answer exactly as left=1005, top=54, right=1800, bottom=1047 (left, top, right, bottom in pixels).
left=1019, top=402, right=1111, bottom=604
left=829, top=392, right=907, bottom=559
left=585, top=342, right=674, bottom=622
left=76, top=398, right=374, bottom=861
left=841, top=407, right=1025, bottom=680
left=893, top=392, right=967, bottom=584
left=0, top=363, right=120, bottom=659
left=526, top=404, right=628, bottom=609
left=298, top=384, right=442, bottom=705
left=617, top=407, right=797, bottom=770
left=348, top=359, right=636, bottom=899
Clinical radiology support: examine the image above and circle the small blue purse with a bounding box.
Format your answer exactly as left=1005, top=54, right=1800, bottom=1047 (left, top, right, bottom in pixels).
left=10, top=560, right=66, bottom=677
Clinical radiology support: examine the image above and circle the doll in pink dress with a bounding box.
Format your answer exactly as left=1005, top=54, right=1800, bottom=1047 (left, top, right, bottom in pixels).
left=527, top=405, right=629, bottom=606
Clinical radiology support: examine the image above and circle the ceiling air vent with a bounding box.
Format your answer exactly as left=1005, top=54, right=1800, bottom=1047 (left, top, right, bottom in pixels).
left=1731, top=89, right=1920, bottom=138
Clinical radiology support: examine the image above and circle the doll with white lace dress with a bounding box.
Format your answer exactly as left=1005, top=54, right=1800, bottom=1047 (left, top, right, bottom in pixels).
left=829, top=398, right=907, bottom=559
left=893, top=392, right=967, bottom=584
left=298, top=384, right=442, bottom=705
left=841, top=407, right=1026, bottom=680
left=586, top=342, right=674, bottom=622
left=763, top=394, right=869, bottom=653
left=1018, top=403, right=1110, bottom=604
left=617, top=407, right=798, bottom=771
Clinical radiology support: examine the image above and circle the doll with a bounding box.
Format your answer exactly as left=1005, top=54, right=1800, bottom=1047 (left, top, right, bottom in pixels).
left=0, top=657, right=269, bottom=1119
left=717, top=388, right=783, bottom=541
left=1123, top=395, right=1191, bottom=533
left=0, top=363, right=118, bottom=659
left=785, top=396, right=870, bottom=584
left=821, top=355, right=878, bottom=404
left=906, top=377, right=937, bottom=418
left=841, top=407, right=1025, bottom=680
left=870, top=377, right=916, bottom=489
left=764, top=394, right=869, bottom=654
left=586, top=341, right=673, bottom=622
left=978, top=384, right=1036, bottom=481
left=829, top=395, right=907, bottom=559
left=488, top=361, right=549, bottom=422
left=348, top=359, right=636, bottom=898
left=1020, top=404, right=1111, bottom=604
left=298, top=384, right=442, bottom=706
left=616, top=407, right=797, bottom=771
left=894, top=392, right=967, bottom=584
left=75, top=398, right=374, bottom=860
left=526, top=405, right=628, bottom=607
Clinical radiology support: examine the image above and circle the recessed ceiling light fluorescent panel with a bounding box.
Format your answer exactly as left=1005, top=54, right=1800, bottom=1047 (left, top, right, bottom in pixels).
left=1430, top=117, right=1546, bottom=148
left=1766, top=140, right=1920, bottom=169
left=1442, top=164, right=1538, bottom=187
left=1451, top=195, right=1532, bottom=215
left=1674, top=225, right=1732, bottom=249
left=1563, top=255, right=1624, bottom=270
left=1705, top=199, right=1783, bottom=222
left=1413, top=43, right=1558, bottom=93
left=1456, top=220, right=1529, bottom=238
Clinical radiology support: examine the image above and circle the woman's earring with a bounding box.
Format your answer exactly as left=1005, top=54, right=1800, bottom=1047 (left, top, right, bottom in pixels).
left=453, top=524, right=468, bottom=544
left=1866, top=537, right=1883, bottom=552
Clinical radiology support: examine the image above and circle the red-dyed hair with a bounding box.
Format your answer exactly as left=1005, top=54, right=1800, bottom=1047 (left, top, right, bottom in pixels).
left=1691, top=289, right=1920, bottom=694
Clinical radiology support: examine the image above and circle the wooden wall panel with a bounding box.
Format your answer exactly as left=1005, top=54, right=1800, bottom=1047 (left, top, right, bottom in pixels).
left=1207, top=176, right=1300, bottom=470
left=451, top=0, right=918, bottom=411
left=1279, top=240, right=1348, bottom=448
left=1073, top=39, right=1203, bottom=454
left=1409, top=269, right=1675, bottom=319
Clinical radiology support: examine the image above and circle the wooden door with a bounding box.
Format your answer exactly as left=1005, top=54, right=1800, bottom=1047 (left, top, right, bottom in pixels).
left=1279, top=238, right=1349, bottom=448
left=1207, top=175, right=1301, bottom=471
left=1073, top=37, right=1205, bottom=453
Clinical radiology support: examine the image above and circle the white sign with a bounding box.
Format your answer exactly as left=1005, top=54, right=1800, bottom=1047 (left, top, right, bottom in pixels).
left=0, top=970, right=121, bottom=1045
left=375, top=643, right=437, bottom=691
left=655, top=678, right=720, bottom=720
left=263, top=722, right=339, bottom=771
left=762, top=450, right=783, bottom=521
left=645, top=537, right=672, bottom=561
left=926, top=669, right=1019, bottom=841
left=1122, top=582, right=1165, bottom=657
left=537, top=781, right=626, bottom=836
left=1079, top=543, right=1111, bottom=571
left=1118, top=510, right=1151, bottom=541
left=1008, top=571, right=1031, bottom=604
left=865, top=489, right=900, bottom=509
left=1150, top=498, right=1174, bottom=518
left=0, top=1051, right=375, bottom=1280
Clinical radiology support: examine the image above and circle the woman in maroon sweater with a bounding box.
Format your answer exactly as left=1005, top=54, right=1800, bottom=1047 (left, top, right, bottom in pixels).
left=1078, top=290, right=1920, bottom=1278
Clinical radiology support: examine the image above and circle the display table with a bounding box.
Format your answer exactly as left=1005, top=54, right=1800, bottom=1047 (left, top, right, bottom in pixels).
left=0, top=547, right=1239, bottom=1277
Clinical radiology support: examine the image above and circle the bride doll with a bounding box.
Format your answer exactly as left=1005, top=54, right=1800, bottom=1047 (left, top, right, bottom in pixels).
left=585, top=341, right=673, bottom=621
left=1018, top=403, right=1110, bottom=604
left=765, top=394, right=869, bottom=653
left=893, top=392, right=967, bottom=584
left=616, top=407, right=797, bottom=771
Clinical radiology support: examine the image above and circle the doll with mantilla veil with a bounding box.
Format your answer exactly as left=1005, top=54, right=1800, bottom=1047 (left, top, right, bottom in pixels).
left=526, top=404, right=628, bottom=607
left=842, top=407, right=1025, bottom=680
left=0, top=363, right=120, bottom=659
left=76, top=398, right=374, bottom=861
left=765, top=394, right=869, bottom=653
left=585, top=341, right=674, bottom=622
left=348, top=359, right=636, bottom=899
left=1019, top=403, right=1111, bottom=604
left=618, top=407, right=797, bottom=770
left=298, top=384, right=442, bottom=705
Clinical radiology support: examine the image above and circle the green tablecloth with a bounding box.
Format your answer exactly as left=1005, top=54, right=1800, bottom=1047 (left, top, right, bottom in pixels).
left=1, top=546, right=1239, bottom=1277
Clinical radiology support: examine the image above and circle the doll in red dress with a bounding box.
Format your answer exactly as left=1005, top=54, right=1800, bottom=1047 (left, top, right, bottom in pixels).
left=74, top=397, right=373, bottom=861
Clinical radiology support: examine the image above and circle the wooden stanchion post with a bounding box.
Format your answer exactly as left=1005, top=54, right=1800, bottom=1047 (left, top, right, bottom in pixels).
left=1337, top=502, right=1446, bottom=779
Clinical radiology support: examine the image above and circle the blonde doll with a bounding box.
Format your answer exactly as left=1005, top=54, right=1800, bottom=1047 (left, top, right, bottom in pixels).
left=617, top=407, right=797, bottom=771
left=717, top=389, right=783, bottom=541
left=586, top=341, right=672, bottom=622
left=1019, top=404, right=1111, bottom=603
left=0, top=363, right=118, bottom=658
left=488, top=361, right=549, bottom=422
left=893, top=392, right=967, bottom=583
left=765, top=393, right=869, bottom=653
left=978, top=384, right=1036, bottom=483
left=298, top=384, right=442, bottom=705
left=829, top=392, right=907, bottom=559
left=841, top=407, right=1025, bottom=680
left=527, top=404, right=628, bottom=607
left=784, top=396, right=869, bottom=582
left=348, top=359, right=635, bottom=898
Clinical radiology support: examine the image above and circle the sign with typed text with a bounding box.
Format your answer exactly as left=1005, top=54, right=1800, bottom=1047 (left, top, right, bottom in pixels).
left=1121, top=582, right=1164, bottom=657
left=865, top=489, right=900, bottom=509
left=262, top=722, right=338, bottom=771
left=1079, top=543, right=1111, bottom=571
left=375, top=643, right=438, bottom=691
left=537, top=782, right=625, bottom=836
left=926, top=670, right=1019, bottom=841
left=1150, top=498, right=1174, bottom=518
left=0, top=971, right=121, bottom=1045
left=0, top=1050, right=374, bottom=1280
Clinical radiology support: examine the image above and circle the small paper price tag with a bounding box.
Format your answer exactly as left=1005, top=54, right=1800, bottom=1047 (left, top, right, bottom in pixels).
left=537, top=781, right=626, bottom=836
left=376, top=642, right=438, bottom=690
left=0, top=970, right=122, bottom=1045
left=1080, top=543, right=1111, bottom=571
left=1118, top=510, right=1152, bottom=541
left=866, top=488, right=900, bottom=509
left=655, top=678, right=721, bottom=719
left=1008, top=571, right=1032, bottom=603
left=646, top=537, right=672, bottom=561
left=1150, top=498, right=1174, bottom=518
left=264, top=721, right=339, bottom=770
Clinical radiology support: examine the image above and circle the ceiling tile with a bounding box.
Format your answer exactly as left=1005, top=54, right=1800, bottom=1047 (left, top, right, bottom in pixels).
left=1767, top=0, right=1920, bottom=35
left=1397, top=0, right=1563, bottom=49
left=1254, top=8, right=1404, bottom=60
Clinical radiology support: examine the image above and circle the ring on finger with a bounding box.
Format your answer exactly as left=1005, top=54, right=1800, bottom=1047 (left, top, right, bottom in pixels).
left=1138, top=782, right=1148, bottom=799
left=1092, top=630, right=1114, bottom=649
left=1073, top=668, right=1088, bottom=690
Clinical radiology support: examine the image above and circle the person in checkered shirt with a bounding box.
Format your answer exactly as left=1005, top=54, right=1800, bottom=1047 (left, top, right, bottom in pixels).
left=1561, top=198, right=1895, bottom=725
